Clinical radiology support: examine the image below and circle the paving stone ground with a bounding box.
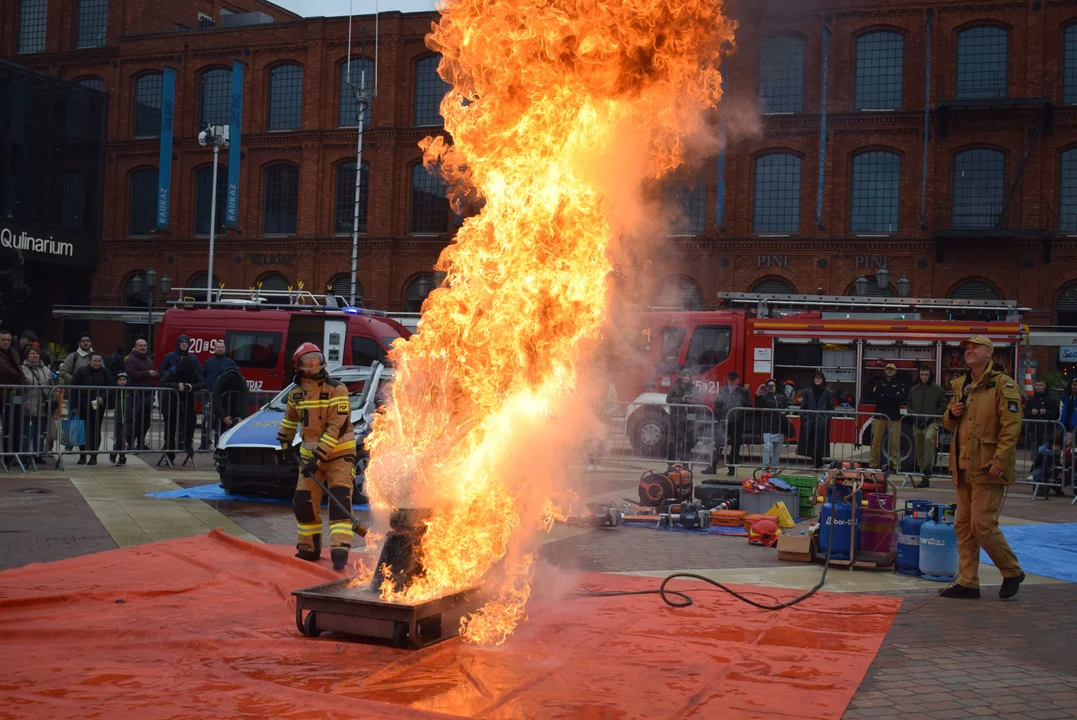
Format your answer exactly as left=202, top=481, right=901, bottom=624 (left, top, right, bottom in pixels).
left=2, top=460, right=1075, bottom=717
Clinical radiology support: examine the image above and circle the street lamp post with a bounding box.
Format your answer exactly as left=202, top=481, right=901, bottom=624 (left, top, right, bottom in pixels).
left=854, top=275, right=868, bottom=298
left=896, top=274, right=912, bottom=298
left=130, top=269, right=171, bottom=356
left=198, top=124, right=230, bottom=306
left=875, top=265, right=890, bottom=293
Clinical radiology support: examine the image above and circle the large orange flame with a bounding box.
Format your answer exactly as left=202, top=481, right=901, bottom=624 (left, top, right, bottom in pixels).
left=364, top=0, right=734, bottom=644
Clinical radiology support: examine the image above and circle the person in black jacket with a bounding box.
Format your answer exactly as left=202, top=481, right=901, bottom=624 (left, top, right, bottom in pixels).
left=212, top=365, right=249, bottom=442
left=1024, top=379, right=1062, bottom=496
left=70, top=353, right=113, bottom=465
left=869, top=363, right=907, bottom=472
left=110, top=371, right=132, bottom=466
left=755, top=378, right=786, bottom=469
left=797, top=371, right=836, bottom=469
left=159, top=355, right=205, bottom=462
left=665, top=367, right=698, bottom=464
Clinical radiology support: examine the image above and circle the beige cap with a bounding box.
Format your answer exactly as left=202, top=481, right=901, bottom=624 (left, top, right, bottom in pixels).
left=960, top=335, right=994, bottom=353
left=884, top=363, right=897, bottom=370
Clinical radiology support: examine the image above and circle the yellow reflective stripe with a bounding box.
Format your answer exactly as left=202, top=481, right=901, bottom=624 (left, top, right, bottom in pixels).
left=329, top=522, right=352, bottom=530
left=280, top=419, right=299, bottom=428
left=299, top=447, right=314, bottom=458
left=297, top=522, right=322, bottom=530
left=332, top=439, right=356, bottom=452
left=319, top=434, right=339, bottom=446
left=295, top=399, right=345, bottom=409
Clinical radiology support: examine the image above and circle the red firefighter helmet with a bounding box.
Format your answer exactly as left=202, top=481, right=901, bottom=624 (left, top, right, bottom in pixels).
left=293, top=342, right=326, bottom=377
left=748, top=518, right=782, bottom=547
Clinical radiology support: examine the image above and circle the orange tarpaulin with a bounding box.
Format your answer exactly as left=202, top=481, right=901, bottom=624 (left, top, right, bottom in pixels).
left=0, top=530, right=900, bottom=719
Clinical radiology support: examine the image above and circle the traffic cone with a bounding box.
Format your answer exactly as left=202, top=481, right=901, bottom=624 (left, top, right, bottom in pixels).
left=1023, top=369, right=1034, bottom=397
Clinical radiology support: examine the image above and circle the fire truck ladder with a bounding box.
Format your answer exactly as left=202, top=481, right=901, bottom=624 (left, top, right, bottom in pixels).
left=715, top=292, right=1027, bottom=322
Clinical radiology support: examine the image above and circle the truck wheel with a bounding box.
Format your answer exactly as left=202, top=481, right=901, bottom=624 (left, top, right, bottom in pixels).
left=628, top=409, right=668, bottom=459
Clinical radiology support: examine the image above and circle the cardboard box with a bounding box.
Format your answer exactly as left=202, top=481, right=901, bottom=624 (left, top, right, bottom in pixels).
left=777, top=533, right=815, bottom=562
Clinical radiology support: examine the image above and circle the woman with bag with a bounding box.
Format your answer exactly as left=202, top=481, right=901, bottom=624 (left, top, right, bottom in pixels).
left=20, top=347, right=56, bottom=462
left=71, top=353, right=113, bottom=465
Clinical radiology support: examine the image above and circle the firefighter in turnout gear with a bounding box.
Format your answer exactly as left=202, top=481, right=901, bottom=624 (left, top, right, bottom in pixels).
left=277, top=343, right=358, bottom=571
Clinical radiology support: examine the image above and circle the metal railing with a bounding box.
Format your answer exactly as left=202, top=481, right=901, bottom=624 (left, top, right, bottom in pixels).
left=0, top=383, right=277, bottom=472
left=587, top=401, right=715, bottom=468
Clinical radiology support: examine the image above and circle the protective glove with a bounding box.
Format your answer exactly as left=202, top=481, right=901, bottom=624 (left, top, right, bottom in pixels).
left=302, top=456, right=320, bottom=477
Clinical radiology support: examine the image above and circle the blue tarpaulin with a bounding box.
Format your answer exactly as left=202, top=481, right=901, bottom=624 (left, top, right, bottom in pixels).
left=147, top=483, right=370, bottom=511
left=980, top=522, right=1077, bottom=584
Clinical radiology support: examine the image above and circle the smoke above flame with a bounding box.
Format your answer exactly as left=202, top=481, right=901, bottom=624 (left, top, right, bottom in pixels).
left=364, top=0, right=734, bottom=644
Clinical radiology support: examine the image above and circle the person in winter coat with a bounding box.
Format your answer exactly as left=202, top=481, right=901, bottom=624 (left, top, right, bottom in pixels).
left=755, top=378, right=787, bottom=469
left=796, top=371, right=835, bottom=469
left=702, top=371, right=753, bottom=476
left=71, top=353, right=113, bottom=465
left=199, top=340, right=237, bottom=449
left=868, top=363, right=907, bottom=472
left=159, top=334, right=199, bottom=376
left=1058, top=377, right=1077, bottom=435
left=664, top=367, right=698, bottom=464
left=110, top=371, right=132, bottom=466
left=124, top=339, right=158, bottom=450
left=908, top=366, right=948, bottom=488
left=212, top=365, right=249, bottom=443
left=159, top=355, right=204, bottom=462
left=58, top=332, right=94, bottom=385
left=20, top=347, right=56, bottom=460
left=0, top=329, right=25, bottom=459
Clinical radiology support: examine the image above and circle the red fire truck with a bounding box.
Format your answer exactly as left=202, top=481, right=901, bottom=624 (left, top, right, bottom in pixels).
left=613, top=292, right=1027, bottom=462
left=155, top=289, right=412, bottom=392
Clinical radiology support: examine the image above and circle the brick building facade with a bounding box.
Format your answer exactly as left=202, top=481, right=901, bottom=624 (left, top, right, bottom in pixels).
left=5, top=0, right=1077, bottom=367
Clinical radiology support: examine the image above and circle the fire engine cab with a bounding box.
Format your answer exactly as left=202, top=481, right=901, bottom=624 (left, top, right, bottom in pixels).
left=155, top=288, right=412, bottom=392
left=616, top=292, right=1027, bottom=463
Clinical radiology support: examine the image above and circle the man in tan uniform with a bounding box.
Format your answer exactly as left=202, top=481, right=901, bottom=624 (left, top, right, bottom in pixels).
left=940, top=336, right=1025, bottom=599
left=278, top=343, right=357, bottom=571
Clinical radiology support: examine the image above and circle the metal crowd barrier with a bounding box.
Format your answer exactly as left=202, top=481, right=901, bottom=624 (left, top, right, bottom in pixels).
left=0, top=383, right=279, bottom=473
left=720, top=406, right=893, bottom=475
left=587, top=401, right=715, bottom=468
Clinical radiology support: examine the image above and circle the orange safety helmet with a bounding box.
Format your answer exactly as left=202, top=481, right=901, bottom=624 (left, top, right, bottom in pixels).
left=293, top=342, right=326, bottom=377
left=748, top=518, right=782, bottom=547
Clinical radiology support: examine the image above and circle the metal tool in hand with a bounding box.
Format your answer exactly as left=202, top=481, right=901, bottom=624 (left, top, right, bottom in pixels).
left=296, top=455, right=369, bottom=537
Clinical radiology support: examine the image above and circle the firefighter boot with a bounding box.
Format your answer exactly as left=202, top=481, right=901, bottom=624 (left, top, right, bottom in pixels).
left=293, top=487, right=323, bottom=561
left=331, top=548, right=349, bottom=571
left=296, top=534, right=322, bottom=562
left=328, top=469, right=355, bottom=571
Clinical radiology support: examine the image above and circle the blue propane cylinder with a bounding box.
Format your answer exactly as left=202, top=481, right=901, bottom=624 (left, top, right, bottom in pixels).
left=919, top=504, right=958, bottom=582
left=896, top=500, right=933, bottom=576
left=819, top=485, right=860, bottom=561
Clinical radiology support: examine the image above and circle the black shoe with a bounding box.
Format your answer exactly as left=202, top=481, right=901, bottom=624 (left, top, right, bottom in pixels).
left=117, top=456, right=127, bottom=466
left=77, top=456, right=87, bottom=465
left=331, top=548, right=349, bottom=571
left=109, top=454, right=116, bottom=464
left=939, top=584, right=980, bottom=599
left=726, top=467, right=735, bottom=476
left=295, top=549, right=320, bottom=562
left=914, top=479, right=931, bottom=489
left=999, top=573, right=1025, bottom=599
left=701, top=466, right=717, bottom=475
left=87, top=457, right=97, bottom=466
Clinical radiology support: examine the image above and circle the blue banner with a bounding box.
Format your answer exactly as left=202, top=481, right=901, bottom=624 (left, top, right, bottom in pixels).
left=156, top=67, right=176, bottom=230
left=225, top=60, right=244, bottom=227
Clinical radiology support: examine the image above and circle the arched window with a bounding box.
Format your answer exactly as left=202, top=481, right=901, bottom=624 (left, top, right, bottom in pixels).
left=262, top=163, right=299, bottom=235
left=1060, top=149, right=1077, bottom=233
left=129, top=168, right=157, bottom=236
left=414, top=55, right=450, bottom=127
left=256, top=272, right=290, bottom=304
left=200, top=68, right=232, bottom=127
left=850, top=151, right=901, bottom=233
left=327, top=274, right=361, bottom=302
left=952, top=148, right=1004, bottom=229
left=950, top=279, right=1001, bottom=300
left=405, top=273, right=435, bottom=313
left=77, top=0, right=108, bottom=49
left=956, top=26, right=1008, bottom=100
left=754, top=153, right=801, bottom=233
left=76, top=76, right=104, bottom=91
left=1058, top=283, right=1077, bottom=326
left=758, top=36, right=804, bottom=114
left=855, top=31, right=903, bottom=111
left=124, top=271, right=148, bottom=307
left=339, top=58, right=374, bottom=127
left=183, top=272, right=223, bottom=302
left=194, top=165, right=228, bottom=236
left=267, top=64, right=303, bottom=131
left=18, top=0, right=48, bottom=54
left=751, top=277, right=797, bottom=294
left=657, top=276, right=703, bottom=310
left=410, top=163, right=449, bottom=234
left=333, top=162, right=369, bottom=235
left=133, top=73, right=162, bottom=138
left=664, top=181, right=706, bottom=235
left=1065, top=25, right=1077, bottom=104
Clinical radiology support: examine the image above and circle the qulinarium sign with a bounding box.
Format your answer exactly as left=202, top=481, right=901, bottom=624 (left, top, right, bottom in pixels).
left=0, top=225, right=94, bottom=267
